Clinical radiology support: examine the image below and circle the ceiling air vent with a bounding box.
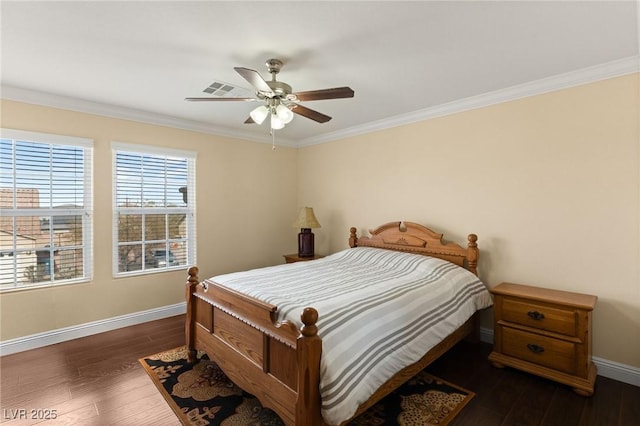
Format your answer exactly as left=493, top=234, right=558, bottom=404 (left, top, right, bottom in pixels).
left=202, top=81, right=251, bottom=98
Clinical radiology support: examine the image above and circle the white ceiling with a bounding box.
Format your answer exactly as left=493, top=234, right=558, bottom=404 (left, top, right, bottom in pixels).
left=1, top=1, right=638, bottom=146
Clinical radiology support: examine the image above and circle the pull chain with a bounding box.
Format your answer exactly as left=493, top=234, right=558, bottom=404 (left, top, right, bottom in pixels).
left=271, top=128, right=276, bottom=151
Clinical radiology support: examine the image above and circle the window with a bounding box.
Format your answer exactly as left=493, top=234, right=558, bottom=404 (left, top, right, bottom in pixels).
left=112, top=142, right=196, bottom=276
left=0, top=129, right=93, bottom=291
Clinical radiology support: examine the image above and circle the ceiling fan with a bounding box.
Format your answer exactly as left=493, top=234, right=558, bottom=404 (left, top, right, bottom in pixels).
left=185, top=59, right=354, bottom=130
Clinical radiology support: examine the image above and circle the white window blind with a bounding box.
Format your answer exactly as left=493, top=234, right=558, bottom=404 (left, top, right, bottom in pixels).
left=112, top=142, right=196, bottom=276
left=0, top=129, right=93, bottom=291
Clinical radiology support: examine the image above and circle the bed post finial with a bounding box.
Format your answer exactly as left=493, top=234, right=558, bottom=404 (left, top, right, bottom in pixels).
left=185, top=266, right=200, bottom=363
left=187, top=266, right=199, bottom=286
left=349, top=227, right=358, bottom=248
left=297, top=307, right=322, bottom=425
left=467, top=234, right=479, bottom=276
left=301, top=307, right=319, bottom=337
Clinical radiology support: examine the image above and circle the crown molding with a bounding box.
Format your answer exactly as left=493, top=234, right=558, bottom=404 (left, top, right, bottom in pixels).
left=299, top=55, right=640, bottom=147
left=2, top=55, right=638, bottom=148
left=0, top=86, right=298, bottom=147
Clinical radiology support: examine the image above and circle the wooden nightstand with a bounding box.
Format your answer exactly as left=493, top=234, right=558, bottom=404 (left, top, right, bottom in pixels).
left=488, top=282, right=597, bottom=396
left=283, top=253, right=324, bottom=264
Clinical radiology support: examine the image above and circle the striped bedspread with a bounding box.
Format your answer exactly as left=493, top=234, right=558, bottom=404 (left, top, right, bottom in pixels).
left=209, top=246, right=493, bottom=425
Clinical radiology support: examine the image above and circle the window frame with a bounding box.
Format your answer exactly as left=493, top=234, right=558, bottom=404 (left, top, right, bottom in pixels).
left=0, top=128, right=93, bottom=292
left=111, top=142, right=196, bottom=277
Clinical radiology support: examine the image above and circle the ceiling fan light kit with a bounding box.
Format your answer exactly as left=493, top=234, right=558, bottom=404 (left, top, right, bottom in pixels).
left=186, top=58, right=354, bottom=133
left=249, top=99, right=295, bottom=129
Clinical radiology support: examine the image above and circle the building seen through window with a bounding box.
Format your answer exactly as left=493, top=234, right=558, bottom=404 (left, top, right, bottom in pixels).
left=0, top=130, right=92, bottom=290
left=113, top=142, right=195, bottom=276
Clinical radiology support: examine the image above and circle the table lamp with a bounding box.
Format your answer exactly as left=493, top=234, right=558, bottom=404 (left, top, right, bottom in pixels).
left=292, top=207, right=321, bottom=257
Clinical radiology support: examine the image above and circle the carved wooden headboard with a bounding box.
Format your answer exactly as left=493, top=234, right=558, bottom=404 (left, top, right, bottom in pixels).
left=349, top=221, right=478, bottom=275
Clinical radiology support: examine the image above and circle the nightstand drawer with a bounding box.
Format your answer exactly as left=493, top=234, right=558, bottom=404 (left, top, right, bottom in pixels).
left=503, top=298, right=576, bottom=336
left=502, top=327, right=576, bottom=374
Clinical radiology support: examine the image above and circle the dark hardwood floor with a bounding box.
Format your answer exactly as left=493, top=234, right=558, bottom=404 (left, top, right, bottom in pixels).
left=1, top=315, right=638, bottom=425
left=427, top=339, right=640, bottom=426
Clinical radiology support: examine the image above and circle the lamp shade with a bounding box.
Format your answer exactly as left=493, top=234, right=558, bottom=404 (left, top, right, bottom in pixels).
left=276, top=104, right=294, bottom=124
left=249, top=105, right=269, bottom=124
left=292, top=207, right=321, bottom=229
left=270, top=113, right=285, bottom=130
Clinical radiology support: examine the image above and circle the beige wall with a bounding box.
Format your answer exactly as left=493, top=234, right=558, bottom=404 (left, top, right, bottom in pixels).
left=0, top=100, right=299, bottom=340
left=298, top=74, right=640, bottom=367
left=1, top=73, right=638, bottom=369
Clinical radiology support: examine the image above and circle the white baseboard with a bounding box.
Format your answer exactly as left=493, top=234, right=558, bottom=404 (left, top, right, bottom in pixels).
left=1, top=309, right=637, bottom=388
left=0, top=302, right=186, bottom=356
left=479, top=325, right=495, bottom=345
left=479, top=327, right=640, bottom=388
left=591, top=356, right=640, bottom=387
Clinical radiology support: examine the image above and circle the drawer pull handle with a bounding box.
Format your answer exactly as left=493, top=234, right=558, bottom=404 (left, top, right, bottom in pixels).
left=527, top=310, right=545, bottom=320
left=527, top=344, right=545, bottom=354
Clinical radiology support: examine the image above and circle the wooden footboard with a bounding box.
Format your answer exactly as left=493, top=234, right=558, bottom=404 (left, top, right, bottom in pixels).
left=185, top=266, right=323, bottom=426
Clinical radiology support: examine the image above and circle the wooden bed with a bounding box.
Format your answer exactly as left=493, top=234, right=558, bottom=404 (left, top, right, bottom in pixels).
left=184, top=221, right=482, bottom=425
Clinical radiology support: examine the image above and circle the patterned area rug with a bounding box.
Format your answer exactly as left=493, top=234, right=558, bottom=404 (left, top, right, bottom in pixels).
left=139, top=346, right=474, bottom=426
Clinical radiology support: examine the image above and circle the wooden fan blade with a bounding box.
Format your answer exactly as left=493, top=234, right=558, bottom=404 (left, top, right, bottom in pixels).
left=244, top=116, right=255, bottom=124
left=293, top=86, right=354, bottom=101
left=292, top=104, right=332, bottom=123
left=234, top=67, right=273, bottom=94
left=185, top=97, right=256, bottom=101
